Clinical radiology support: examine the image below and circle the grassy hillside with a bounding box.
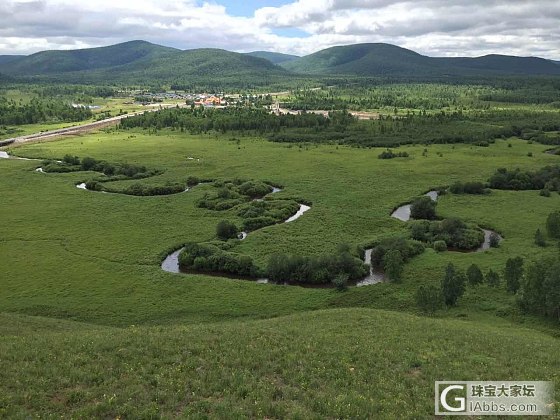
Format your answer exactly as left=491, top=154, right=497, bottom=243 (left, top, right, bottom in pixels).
left=0, top=40, right=178, bottom=75
left=246, top=51, right=299, bottom=64
left=282, top=43, right=560, bottom=77
left=1, top=309, right=558, bottom=418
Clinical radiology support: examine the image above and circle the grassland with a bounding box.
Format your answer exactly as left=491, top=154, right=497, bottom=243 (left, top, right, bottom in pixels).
left=1, top=126, right=560, bottom=417
left=1, top=309, right=559, bottom=418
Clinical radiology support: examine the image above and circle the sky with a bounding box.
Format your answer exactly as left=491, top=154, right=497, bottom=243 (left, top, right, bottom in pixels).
left=1, top=0, right=559, bottom=59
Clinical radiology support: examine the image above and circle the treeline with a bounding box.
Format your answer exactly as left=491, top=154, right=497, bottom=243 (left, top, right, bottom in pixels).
left=178, top=240, right=368, bottom=286
left=118, top=103, right=560, bottom=149
left=179, top=242, right=260, bottom=277
left=44, top=155, right=154, bottom=178
left=41, top=155, right=191, bottom=196
left=0, top=97, right=92, bottom=125
left=267, top=244, right=367, bottom=285
left=488, top=165, right=560, bottom=192
left=119, top=106, right=336, bottom=133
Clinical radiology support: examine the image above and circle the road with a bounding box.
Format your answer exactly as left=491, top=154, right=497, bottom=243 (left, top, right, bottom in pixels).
left=0, top=103, right=184, bottom=147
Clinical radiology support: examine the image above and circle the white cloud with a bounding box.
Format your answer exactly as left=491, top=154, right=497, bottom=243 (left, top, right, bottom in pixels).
left=0, top=0, right=559, bottom=59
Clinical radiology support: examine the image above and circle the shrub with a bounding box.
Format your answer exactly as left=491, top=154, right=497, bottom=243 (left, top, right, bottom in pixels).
left=410, top=218, right=484, bottom=251
left=378, top=149, right=410, bottom=159
left=415, top=285, right=443, bottom=315
left=489, top=232, right=501, bottom=248
left=238, top=180, right=272, bottom=198
left=178, top=242, right=259, bottom=277
left=332, top=273, right=349, bottom=292
left=535, top=229, right=546, bottom=247
left=186, top=176, right=199, bottom=186
left=369, top=237, right=425, bottom=268
left=505, top=257, right=524, bottom=294
left=450, top=181, right=487, bottom=195
left=383, top=249, right=404, bottom=282
left=433, top=240, right=447, bottom=252
left=546, top=211, right=560, bottom=239
left=410, top=196, right=437, bottom=220
left=80, top=157, right=98, bottom=171
left=467, top=264, right=484, bottom=286
left=441, top=263, right=465, bottom=306
left=216, top=220, right=239, bottom=240
left=540, top=188, right=551, bottom=197
left=267, top=246, right=367, bottom=285
left=486, top=269, right=501, bottom=287
left=63, top=154, right=80, bottom=165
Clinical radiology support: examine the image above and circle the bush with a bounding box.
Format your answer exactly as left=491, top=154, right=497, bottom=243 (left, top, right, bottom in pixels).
left=81, top=157, right=98, bottom=171
left=505, top=257, right=524, bottom=294
left=63, top=154, right=80, bottom=165
left=410, top=196, right=437, bottom=220
left=489, top=232, right=501, bottom=248
left=186, top=176, right=199, bottom=187
left=378, top=149, right=409, bottom=159
left=415, top=285, right=443, bottom=315
left=433, top=240, right=447, bottom=252
left=383, top=249, right=404, bottom=282
left=238, top=181, right=272, bottom=198
left=369, top=237, right=425, bottom=268
left=216, top=220, right=239, bottom=240
left=267, top=245, right=367, bottom=285
left=332, top=273, right=349, bottom=291
left=178, top=242, right=259, bottom=277
left=540, top=188, right=551, bottom=197
left=449, top=181, right=486, bottom=195
left=441, top=263, right=466, bottom=306
left=546, top=211, right=560, bottom=239
left=535, top=229, right=546, bottom=247
left=486, top=269, right=501, bottom=287
left=410, top=218, right=484, bottom=251
left=467, top=264, right=484, bottom=286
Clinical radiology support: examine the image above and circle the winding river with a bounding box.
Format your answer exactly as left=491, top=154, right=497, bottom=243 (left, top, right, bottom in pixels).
left=390, top=190, right=502, bottom=251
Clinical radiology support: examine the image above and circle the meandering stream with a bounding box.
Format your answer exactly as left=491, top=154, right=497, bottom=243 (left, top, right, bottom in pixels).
left=390, top=190, right=501, bottom=251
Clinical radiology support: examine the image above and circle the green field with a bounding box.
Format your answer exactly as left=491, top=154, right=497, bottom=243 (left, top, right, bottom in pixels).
left=2, top=124, right=560, bottom=417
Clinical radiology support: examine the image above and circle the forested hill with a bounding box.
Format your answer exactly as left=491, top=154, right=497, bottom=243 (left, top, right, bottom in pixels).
left=246, top=51, right=299, bottom=64
left=0, top=41, right=179, bottom=75
left=0, top=55, right=24, bottom=65
left=0, top=42, right=292, bottom=88
left=281, top=43, right=560, bottom=77
left=1, top=40, right=559, bottom=86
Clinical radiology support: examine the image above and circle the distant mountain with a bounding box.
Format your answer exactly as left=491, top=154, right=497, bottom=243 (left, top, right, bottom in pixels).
left=435, top=54, right=560, bottom=75
left=0, top=55, right=24, bottom=65
left=1, top=41, right=559, bottom=86
left=246, top=51, right=299, bottom=65
left=0, top=40, right=178, bottom=76
left=282, top=43, right=560, bottom=77
left=0, top=41, right=291, bottom=87
left=97, top=48, right=290, bottom=85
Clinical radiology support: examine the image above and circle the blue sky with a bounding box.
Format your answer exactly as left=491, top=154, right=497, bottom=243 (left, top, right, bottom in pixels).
left=220, top=0, right=292, bottom=17
left=1, top=0, right=559, bottom=59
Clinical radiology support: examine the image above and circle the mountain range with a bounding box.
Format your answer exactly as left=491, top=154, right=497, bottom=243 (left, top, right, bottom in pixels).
left=0, top=40, right=559, bottom=86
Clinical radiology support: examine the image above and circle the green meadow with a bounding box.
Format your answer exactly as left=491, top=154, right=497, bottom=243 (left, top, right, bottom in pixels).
left=1, top=127, right=560, bottom=417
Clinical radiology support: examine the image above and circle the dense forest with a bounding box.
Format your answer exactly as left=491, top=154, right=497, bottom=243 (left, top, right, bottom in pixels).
left=119, top=105, right=560, bottom=148
left=0, top=97, right=92, bottom=125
